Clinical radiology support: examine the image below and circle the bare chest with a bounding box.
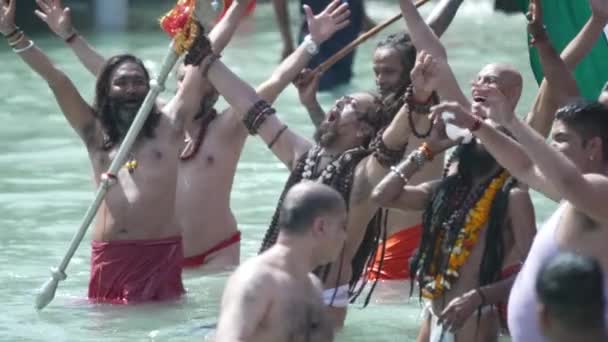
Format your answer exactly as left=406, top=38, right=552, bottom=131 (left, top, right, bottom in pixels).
left=557, top=207, right=608, bottom=265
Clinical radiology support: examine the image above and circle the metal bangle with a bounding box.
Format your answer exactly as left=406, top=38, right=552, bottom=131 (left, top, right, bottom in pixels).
left=13, top=40, right=35, bottom=54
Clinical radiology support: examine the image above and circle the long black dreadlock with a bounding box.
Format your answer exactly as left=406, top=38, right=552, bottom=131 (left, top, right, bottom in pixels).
left=410, top=141, right=516, bottom=298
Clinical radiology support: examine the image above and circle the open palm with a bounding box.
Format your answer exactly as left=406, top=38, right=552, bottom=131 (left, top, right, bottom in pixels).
left=305, top=0, right=351, bottom=44
left=0, top=0, right=16, bottom=35
left=35, top=0, right=73, bottom=39
left=590, top=0, right=608, bottom=20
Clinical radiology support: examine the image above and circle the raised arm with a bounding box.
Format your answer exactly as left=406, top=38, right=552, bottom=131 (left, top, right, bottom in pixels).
left=35, top=0, right=105, bottom=76
left=525, top=0, right=579, bottom=138
left=256, top=0, right=351, bottom=107
left=560, top=0, right=608, bottom=70
left=216, top=270, right=274, bottom=342
left=399, top=0, right=469, bottom=107
left=169, top=0, right=252, bottom=120
left=1, top=1, right=95, bottom=142
left=434, top=100, right=562, bottom=202
left=272, top=0, right=295, bottom=61
left=426, top=0, right=464, bottom=37
left=501, top=107, right=608, bottom=224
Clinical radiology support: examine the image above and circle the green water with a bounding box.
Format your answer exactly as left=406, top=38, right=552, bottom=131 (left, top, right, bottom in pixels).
left=0, top=1, right=557, bottom=341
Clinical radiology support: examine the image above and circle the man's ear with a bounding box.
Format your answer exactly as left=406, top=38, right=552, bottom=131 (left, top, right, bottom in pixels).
left=311, top=217, right=325, bottom=238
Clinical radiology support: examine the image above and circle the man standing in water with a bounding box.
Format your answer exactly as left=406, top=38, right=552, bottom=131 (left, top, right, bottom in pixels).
left=36, top=0, right=351, bottom=271
left=216, top=182, right=346, bottom=342
left=200, top=22, right=438, bottom=326
left=0, top=0, right=222, bottom=302
left=295, top=0, right=465, bottom=282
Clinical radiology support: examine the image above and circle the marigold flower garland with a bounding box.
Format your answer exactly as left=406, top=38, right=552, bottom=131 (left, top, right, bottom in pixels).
left=421, top=170, right=510, bottom=299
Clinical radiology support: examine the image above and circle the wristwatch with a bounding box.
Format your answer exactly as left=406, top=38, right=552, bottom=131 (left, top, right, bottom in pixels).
left=302, top=34, right=319, bottom=55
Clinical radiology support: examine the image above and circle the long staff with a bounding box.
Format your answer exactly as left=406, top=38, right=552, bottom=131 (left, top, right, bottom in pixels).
left=313, top=0, right=432, bottom=74
left=35, top=0, right=205, bottom=311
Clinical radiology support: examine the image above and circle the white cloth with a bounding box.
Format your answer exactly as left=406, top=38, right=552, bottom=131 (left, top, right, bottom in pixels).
left=322, top=284, right=349, bottom=308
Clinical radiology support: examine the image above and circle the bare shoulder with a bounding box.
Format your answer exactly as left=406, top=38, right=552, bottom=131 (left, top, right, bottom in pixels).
left=226, top=257, right=277, bottom=296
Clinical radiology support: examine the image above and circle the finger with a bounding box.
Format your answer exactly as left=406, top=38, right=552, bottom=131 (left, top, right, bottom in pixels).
left=322, top=0, right=340, bottom=15
left=331, top=2, right=350, bottom=17
left=36, top=0, right=51, bottom=13
left=303, top=5, right=314, bottom=22
left=34, top=9, right=48, bottom=22
left=334, top=19, right=351, bottom=31
left=9, top=0, right=15, bottom=13
left=55, top=0, right=63, bottom=9
left=63, top=6, right=71, bottom=18
left=334, top=9, right=351, bottom=24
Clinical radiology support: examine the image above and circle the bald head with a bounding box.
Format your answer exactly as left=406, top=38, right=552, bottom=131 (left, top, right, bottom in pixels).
left=474, top=63, right=523, bottom=110
left=278, top=182, right=346, bottom=235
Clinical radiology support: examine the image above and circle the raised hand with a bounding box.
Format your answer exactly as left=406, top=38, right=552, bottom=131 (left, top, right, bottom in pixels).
left=430, top=101, right=477, bottom=130
left=590, top=0, right=608, bottom=21
left=527, top=0, right=547, bottom=43
left=35, top=0, right=74, bottom=40
left=0, top=0, right=16, bottom=36
left=426, top=112, right=460, bottom=153
left=293, top=68, right=321, bottom=105
left=305, top=0, right=351, bottom=44
left=410, top=50, right=440, bottom=102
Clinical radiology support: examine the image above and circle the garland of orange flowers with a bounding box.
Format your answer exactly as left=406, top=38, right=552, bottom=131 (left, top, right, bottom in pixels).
left=421, top=170, right=510, bottom=299
left=160, top=0, right=200, bottom=55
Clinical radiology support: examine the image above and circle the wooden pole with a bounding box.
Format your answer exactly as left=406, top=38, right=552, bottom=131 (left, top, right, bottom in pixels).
left=313, top=0, right=432, bottom=75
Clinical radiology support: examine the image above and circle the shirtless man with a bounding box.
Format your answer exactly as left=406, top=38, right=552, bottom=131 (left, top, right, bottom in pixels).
left=437, top=95, right=608, bottom=342
left=36, top=0, right=351, bottom=270
left=295, top=0, right=464, bottom=282
left=200, top=24, right=438, bottom=327
left=35, top=0, right=251, bottom=270
left=215, top=182, right=346, bottom=342
left=0, top=0, right=222, bottom=302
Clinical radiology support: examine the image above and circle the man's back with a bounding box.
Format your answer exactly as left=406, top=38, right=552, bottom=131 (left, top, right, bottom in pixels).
left=216, top=249, right=334, bottom=342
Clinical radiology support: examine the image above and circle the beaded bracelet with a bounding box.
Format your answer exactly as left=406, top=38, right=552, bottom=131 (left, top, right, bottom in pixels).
left=390, top=165, right=408, bottom=183
left=243, top=100, right=276, bottom=135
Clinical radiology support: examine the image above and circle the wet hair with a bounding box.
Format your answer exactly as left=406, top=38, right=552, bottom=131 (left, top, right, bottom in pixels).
left=278, top=182, right=345, bottom=235
left=555, top=99, right=608, bottom=161
left=410, top=141, right=513, bottom=296
left=93, top=54, right=161, bottom=150
left=536, top=252, right=605, bottom=331
left=375, top=32, right=417, bottom=119
left=356, top=93, right=386, bottom=147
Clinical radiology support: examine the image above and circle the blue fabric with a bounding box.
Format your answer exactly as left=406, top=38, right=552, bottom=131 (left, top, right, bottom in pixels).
left=299, top=0, right=364, bottom=90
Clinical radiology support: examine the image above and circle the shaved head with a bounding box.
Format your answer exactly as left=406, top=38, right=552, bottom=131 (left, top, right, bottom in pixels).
left=474, top=63, right=523, bottom=111
left=278, top=182, right=346, bottom=234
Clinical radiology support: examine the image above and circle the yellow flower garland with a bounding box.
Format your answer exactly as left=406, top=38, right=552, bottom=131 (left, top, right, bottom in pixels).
left=422, top=170, right=510, bottom=299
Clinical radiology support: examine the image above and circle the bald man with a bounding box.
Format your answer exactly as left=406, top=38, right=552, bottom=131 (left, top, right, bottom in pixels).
left=216, top=182, right=347, bottom=342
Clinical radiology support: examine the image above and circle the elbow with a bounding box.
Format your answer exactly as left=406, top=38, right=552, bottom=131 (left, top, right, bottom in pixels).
left=371, top=185, right=393, bottom=207
left=46, top=70, right=70, bottom=90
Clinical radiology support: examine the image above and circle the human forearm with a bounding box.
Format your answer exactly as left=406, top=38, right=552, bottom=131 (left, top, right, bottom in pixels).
left=304, top=100, right=326, bottom=128
left=426, top=0, right=463, bottom=37
left=371, top=152, right=423, bottom=207
left=207, top=59, right=260, bottom=117
left=65, top=34, right=105, bottom=76
left=477, top=274, right=516, bottom=306
left=399, top=0, right=447, bottom=61
left=257, top=43, right=314, bottom=104
left=562, top=15, right=608, bottom=70
left=381, top=104, right=413, bottom=149
left=505, top=117, right=583, bottom=197
left=10, top=32, right=68, bottom=86
left=209, top=0, right=250, bottom=54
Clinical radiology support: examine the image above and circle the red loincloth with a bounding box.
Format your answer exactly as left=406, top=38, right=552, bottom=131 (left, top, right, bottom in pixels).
left=182, top=231, right=241, bottom=268
left=88, top=236, right=185, bottom=304
left=367, top=225, right=422, bottom=280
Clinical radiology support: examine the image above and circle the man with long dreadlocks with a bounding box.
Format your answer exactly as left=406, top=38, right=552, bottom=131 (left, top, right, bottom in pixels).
left=35, top=0, right=252, bottom=270
left=35, top=0, right=351, bottom=271
left=294, top=0, right=464, bottom=283
left=0, top=0, right=230, bottom=302
left=198, top=21, right=437, bottom=329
